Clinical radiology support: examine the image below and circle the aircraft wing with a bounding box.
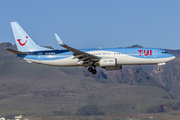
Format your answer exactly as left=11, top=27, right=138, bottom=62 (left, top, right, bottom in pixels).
left=54, top=33, right=100, bottom=63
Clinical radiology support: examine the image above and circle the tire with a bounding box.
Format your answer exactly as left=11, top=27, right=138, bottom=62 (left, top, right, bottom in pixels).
left=88, top=67, right=93, bottom=72
left=91, top=69, right=97, bottom=74
left=157, top=67, right=160, bottom=71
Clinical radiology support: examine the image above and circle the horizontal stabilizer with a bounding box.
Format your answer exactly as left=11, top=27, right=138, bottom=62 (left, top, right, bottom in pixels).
left=5, top=48, right=27, bottom=55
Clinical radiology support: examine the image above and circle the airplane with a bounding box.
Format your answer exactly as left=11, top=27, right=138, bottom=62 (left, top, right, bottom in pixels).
left=6, top=22, right=176, bottom=74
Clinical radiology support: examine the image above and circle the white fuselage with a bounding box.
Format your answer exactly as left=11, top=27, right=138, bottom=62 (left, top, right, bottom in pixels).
left=18, top=49, right=175, bottom=67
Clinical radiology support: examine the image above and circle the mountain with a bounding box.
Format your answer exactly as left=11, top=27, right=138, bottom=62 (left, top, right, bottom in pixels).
left=141, top=49, right=180, bottom=99
left=0, top=42, right=180, bottom=118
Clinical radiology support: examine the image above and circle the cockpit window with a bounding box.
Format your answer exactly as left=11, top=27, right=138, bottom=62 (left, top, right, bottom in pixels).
left=162, top=52, right=168, bottom=54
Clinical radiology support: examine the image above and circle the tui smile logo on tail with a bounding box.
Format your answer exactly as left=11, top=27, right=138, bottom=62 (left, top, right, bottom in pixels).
left=17, top=36, right=28, bottom=46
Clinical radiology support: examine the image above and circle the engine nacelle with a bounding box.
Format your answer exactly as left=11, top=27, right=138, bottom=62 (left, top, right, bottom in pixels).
left=77, top=61, right=83, bottom=65
left=102, top=65, right=122, bottom=70
left=99, top=58, right=117, bottom=67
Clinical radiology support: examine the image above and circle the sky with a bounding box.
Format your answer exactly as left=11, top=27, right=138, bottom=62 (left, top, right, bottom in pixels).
left=0, top=0, right=180, bottom=50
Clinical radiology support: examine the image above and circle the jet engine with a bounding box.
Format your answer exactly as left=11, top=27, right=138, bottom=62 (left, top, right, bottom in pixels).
left=99, top=58, right=117, bottom=67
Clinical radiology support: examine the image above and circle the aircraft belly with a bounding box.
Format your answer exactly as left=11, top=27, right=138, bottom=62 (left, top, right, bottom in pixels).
left=150, top=57, right=174, bottom=64
left=116, top=55, right=172, bottom=65
left=23, top=57, right=78, bottom=66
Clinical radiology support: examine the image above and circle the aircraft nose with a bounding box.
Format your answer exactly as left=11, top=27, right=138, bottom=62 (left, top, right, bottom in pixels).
left=170, top=55, right=176, bottom=60
left=172, top=56, right=176, bottom=60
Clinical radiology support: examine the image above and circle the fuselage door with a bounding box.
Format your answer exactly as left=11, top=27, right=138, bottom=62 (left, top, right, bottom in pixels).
left=38, top=53, right=42, bottom=60
left=98, top=52, right=106, bottom=57
left=153, top=50, right=157, bottom=57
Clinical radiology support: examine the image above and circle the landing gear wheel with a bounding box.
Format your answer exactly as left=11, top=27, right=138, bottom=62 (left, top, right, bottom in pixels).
left=91, top=69, right=97, bottom=74
left=88, top=67, right=93, bottom=72
left=157, top=67, right=160, bottom=71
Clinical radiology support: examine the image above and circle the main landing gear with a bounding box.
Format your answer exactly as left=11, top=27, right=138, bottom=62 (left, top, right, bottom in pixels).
left=88, top=67, right=97, bottom=74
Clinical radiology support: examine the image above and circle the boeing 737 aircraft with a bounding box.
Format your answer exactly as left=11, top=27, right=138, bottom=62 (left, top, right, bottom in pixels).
left=6, top=22, right=176, bottom=74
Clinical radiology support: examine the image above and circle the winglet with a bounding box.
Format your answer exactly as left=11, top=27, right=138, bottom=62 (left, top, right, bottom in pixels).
left=54, top=33, right=64, bottom=45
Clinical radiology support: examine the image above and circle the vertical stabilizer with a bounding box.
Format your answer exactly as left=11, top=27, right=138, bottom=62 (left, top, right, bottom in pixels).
left=11, top=22, right=51, bottom=52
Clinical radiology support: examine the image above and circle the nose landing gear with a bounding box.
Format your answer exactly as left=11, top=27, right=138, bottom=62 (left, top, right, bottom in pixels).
left=157, top=65, right=161, bottom=71
left=157, top=67, right=160, bottom=71
left=88, top=67, right=97, bottom=74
